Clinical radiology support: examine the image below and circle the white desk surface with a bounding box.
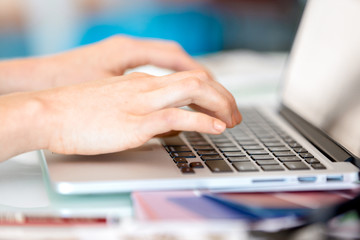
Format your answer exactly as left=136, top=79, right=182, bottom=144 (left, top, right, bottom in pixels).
left=0, top=50, right=287, bottom=218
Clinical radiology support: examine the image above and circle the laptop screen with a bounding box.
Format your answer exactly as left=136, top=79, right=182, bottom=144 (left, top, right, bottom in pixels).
left=282, top=0, right=360, bottom=158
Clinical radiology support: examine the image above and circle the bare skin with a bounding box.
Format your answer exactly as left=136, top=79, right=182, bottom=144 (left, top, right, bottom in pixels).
left=0, top=36, right=242, bottom=162
left=0, top=36, right=207, bottom=94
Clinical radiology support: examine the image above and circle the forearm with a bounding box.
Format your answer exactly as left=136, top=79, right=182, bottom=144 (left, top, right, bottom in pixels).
left=0, top=92, right=48, bottom=161
left=0, top=58, right=56, bottom=94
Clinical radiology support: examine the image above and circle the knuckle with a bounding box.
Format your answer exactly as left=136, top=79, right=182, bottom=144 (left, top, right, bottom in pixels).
left=108, top=35, right=130, bottom=43
left=193, top=69, right=211, bottom=80
left=161, top=40, right=186, bottom=54
left=219, top=97, right=231, bottom=110
left=106, top=35, right=136, bottom=48
left=161, top=109, right=179, bottom=126
left=183, top=77, right=203, bottom=91
left=105, top=35, right=122, bottom=45
left=165, top=40, right=183, bottom=50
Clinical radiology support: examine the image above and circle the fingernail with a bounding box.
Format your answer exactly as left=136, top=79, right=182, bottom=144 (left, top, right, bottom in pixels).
left=213, top=120, right=226, bottom=133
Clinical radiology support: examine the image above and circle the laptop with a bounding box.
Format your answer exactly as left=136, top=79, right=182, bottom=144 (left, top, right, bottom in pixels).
left=40, top=0, right=360, bottom=195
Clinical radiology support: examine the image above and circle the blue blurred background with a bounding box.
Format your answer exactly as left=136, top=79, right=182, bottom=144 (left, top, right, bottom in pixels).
left=0, top=0, right=305, bottom=59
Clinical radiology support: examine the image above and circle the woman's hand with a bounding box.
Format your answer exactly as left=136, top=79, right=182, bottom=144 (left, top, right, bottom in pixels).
left=34, top=69, right=241, bottom=155
left=0, top=36, right=207, bottom=94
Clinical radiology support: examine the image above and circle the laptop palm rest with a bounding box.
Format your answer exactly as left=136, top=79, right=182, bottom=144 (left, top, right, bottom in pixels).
left=43, top=139, right=180, bottom=183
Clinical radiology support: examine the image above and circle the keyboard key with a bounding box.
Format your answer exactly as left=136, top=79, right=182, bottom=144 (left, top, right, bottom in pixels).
left=278, top=132, right=289, bottom=137
left=305, top=158, right=320, bottom=164
left=185, top=134, right=203, bottom=139
left=227, top=156, right=251, bottom=162
left=256, top=135, right=272, bottom=139
left=258, top=136, right=277, bottom=142
left=264, top=142, right=285, bottom=147
left=166, top=145, right=192, bottom=152
left=268, top=147, right=290, bottom=152
left=238, top=141, right=258, bottom=146
left=242, top=145, right=264, bottom=150
left=273, top=151, right=295, bottom=157
left=197, top=150, right=219, bottom=156
left=163, top=136, right=185, bottom=146
left=223, top=152, right=246, bottom=157
left=201, top=155, right=223, bottom=161
left=193, top=145, right=215, bottom=151
left=299, top=153, right=314, bottom=158
left=288, top=142, right=302, bottom=148
left=232, top=162, right=259, bottom=172
left=283, top=137, right=295, bottom=143
left=189, top=141, right=209, bottom=146
left=187, top=138, right=205, bottom=143
left=261, top=165, right=284, bottom=171
left=311, top=163, right=326, bottom=170
left=261, top=138, right=280, bottom=143
left=233, top=136, right=252, bottom=141
left=251, top=155, right=274, bottom=160
left=173, top=157, right=188, bottom=163
left=189, top=162, right=204, bottom=168
left=212, top=139, right=232, bottom=143
left=247, top=150, right=268, bottom=155
left=284, top=162, right=310, bottom=170
left=181, top=167, right=195, bottom=174
left=293, top=147, right=308, bottom=153
left=256, top=160, right=279, bottom=165
left=219, top=147, right=241, bottom=152
left=170, top=152, right=196, bottom=158
left=279, top=156, right=302, bottom=162
left=208, top=134, right=226, bottom=139
left=277, top=132, right=288, bottom=137
left=184, top=132, right=202, bottom=137
left=177, top=163, right=189, bottom=168
left=206, top=160, right=233, bottom=173
left=216, top=143, right=237, bottom=148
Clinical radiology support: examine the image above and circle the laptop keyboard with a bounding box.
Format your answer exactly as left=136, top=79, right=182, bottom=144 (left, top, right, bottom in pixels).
left=163, top=108, right=326, bottom=174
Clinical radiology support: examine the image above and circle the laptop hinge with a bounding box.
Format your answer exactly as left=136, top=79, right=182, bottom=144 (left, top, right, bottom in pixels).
left=279, top=105, right=354, bottom=163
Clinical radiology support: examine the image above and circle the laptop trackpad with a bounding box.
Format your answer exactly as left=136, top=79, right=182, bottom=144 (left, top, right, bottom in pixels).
left=43, top=139, right=179, bottom=182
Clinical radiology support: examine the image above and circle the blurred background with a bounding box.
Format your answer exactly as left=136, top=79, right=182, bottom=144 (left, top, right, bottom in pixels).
left=0, top=0, right=305, bottom=59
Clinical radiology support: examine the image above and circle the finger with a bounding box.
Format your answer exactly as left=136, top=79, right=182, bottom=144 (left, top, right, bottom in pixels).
left=160, top=69, right=233, bottom=103
left=143, top=77, right=235, bottom=127
left=124, top=37, right=207, bottom=72
left=123, top=69, right=242, bottom=126
left=158, top=70, right=241, bottom=126
left=139, top=108, right=226, bottom=139
left=164, top=69, right=233, bottom=102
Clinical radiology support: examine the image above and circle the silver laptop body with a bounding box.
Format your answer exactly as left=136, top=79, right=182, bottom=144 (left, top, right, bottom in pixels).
left=40, top=0, right=360, bottom=195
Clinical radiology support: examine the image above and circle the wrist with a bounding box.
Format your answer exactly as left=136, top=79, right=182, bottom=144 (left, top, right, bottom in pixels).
left=0, top=92, right=50, bottom=161
left=0, top=57, right=57, bottom=94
